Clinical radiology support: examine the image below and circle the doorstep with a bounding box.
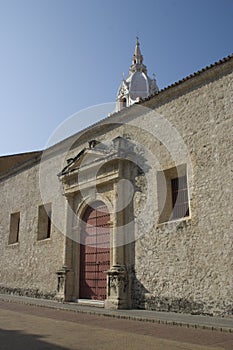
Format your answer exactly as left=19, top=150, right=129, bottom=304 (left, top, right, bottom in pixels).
left=76, top=299, right=105, bottom=308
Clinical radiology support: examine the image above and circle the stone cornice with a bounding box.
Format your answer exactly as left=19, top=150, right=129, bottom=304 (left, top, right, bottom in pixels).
left=140, top=54, right=233, bottom=109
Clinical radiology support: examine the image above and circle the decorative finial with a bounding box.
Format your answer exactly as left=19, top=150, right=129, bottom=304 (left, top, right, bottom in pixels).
left=152, top=73, right=156, bottom=80
left=122, top=72, right=125, bottom=80
left=136, top=36, right=139, bottom=45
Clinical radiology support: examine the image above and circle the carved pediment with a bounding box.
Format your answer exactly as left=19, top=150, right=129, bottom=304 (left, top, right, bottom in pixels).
left=59, top=137, right=134, bottom=177
left=58, top=137, right=138, bottom=195
left=58, top=148, right=86, bottom=176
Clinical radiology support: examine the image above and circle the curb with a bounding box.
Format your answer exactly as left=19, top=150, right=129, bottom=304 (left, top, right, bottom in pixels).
left=0, top=295, right=232, bottom=334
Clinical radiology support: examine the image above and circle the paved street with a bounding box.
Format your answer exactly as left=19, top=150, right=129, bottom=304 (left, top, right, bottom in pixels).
left=0, top=301, right=232, bottom=350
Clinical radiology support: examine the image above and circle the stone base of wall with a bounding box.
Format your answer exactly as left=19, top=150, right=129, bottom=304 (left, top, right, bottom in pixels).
left=132, top=293, right=233, bottom=317
left=0, top=286, right=56, bottom=300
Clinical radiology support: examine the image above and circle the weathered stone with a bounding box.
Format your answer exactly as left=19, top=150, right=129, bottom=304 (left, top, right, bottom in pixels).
left=0, top=53, right=232, bottom=317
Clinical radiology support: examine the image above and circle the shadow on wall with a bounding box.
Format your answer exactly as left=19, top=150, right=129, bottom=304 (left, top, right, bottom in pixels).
left=126, top=241, right=150, bottom=309
left=0, top=328, right=71, bottom=350
left=131, top=271, right=150, bottom=309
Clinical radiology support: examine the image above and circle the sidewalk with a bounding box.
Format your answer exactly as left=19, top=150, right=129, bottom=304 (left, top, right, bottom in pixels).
left=0, top=293, right=232, bottom=333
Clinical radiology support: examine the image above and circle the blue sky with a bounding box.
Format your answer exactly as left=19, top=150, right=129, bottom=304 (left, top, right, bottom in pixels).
left=0, top=0, right=232, bottom=155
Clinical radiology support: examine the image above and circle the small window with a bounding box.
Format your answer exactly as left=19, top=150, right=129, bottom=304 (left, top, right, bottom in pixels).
left=9, top=212, right=20, bottom=244
left=122, top=98, right=127, bottom=108
left=171, top=175, right=189, bottom=220
left=157, top=164, right=190, bottom=223
left=37, top=203, right=52, bottom=240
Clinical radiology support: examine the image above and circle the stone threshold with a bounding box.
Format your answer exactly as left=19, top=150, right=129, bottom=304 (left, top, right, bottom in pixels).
left=76, top=299, right=105, bottom=308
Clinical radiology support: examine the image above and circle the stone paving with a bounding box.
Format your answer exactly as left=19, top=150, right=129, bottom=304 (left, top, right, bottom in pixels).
left=0, top=299, right=233, bottom=350
left=0, top=294, right=232, bottom=333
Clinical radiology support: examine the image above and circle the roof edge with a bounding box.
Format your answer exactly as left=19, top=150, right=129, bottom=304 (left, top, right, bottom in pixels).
left=139, top=53, right=233, bottom=103
left=0, top=151, right=42, bottom=181
left=1, top=53, right=232, bottom=173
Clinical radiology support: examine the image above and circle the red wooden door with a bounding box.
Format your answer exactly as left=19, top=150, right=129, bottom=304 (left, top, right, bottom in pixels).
left=80, top=201, right=110, bottom=300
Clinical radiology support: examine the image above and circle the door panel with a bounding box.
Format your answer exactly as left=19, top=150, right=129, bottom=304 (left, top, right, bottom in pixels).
left=80, top=201, right=110, bottom=300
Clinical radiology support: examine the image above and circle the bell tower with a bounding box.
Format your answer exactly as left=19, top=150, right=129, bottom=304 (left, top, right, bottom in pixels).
left=116, top=38, right=158, bottom=112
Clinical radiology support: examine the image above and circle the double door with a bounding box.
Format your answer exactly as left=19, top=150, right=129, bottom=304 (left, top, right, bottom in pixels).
left=79, top=201, right=110, bottom=300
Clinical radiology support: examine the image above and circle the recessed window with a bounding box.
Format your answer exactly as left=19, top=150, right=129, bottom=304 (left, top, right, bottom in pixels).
left=122, top=98, right=127, bottom=108
left=37, top=203, right=52, bottom=240
left=157, top=165, right=190, bottom=223
left=171, top=175, right=189, bottom=220
left=9, top=212, right=20, bottom=244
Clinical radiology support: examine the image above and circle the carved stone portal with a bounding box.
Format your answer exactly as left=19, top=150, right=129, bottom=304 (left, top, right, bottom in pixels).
left=56, top=266, right=69, bottom=301
left=58, top=137, right=137, bottom=308
left=105, top=265, right=129, bottom=309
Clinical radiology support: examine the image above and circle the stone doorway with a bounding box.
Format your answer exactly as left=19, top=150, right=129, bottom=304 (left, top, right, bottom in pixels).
left=79, top=201, right=110, bottom=300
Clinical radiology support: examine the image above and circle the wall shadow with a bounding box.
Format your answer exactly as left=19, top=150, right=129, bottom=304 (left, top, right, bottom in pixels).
left=125, top=241, right=150, bottom=309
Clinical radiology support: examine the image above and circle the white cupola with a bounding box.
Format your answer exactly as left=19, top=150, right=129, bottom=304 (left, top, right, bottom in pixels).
left=116, top=38, right=158, bottom=112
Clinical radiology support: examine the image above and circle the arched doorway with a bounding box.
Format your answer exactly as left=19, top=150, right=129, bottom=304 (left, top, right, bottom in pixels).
left=79, top=201, right=110, bottom=300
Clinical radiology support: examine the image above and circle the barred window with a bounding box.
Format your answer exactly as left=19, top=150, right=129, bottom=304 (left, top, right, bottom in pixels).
left=171, top=175, right=189, bottom=220
left=157, top=164, right=190, bottom=223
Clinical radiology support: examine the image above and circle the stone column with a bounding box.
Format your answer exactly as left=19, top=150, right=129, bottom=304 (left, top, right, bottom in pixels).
left=56, top=266, right=69, bottom=301
left=56, top=194, right=75, bottom=302
left=105, top=160, right=130, bottom=309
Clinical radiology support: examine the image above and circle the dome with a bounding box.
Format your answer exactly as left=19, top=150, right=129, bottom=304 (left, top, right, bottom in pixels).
left=127, top=71, right=149, bottom=101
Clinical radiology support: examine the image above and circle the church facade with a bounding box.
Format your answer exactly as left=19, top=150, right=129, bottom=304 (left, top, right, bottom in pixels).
left=0, top=41, right=232, bottom=316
